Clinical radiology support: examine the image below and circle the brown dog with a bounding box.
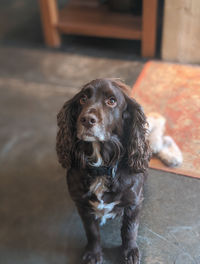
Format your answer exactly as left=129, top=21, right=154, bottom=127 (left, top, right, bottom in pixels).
left=56, top=79, right=150, bottom=264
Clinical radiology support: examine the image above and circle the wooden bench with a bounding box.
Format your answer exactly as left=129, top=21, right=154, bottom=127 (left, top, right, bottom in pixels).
left=39, top=0, right=158, bottom=57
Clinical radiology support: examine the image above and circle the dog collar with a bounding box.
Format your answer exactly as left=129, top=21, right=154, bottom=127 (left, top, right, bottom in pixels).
left=86, top=163, right=118, bottom=178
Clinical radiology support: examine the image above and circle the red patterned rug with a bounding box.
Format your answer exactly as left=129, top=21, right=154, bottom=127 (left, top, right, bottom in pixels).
left=131, top=61, right=200, bottom=179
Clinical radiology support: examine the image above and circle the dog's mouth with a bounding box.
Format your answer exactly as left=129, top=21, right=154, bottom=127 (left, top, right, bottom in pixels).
left=77, top=127, right=97, bottom=141
left=77, top=126, right=107, bottom=142
left=81, top=135, right=96, bottom=142
left=79, top=132, right=96, bottom=142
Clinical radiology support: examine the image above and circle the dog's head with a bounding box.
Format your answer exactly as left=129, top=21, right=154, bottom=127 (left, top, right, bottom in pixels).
left=76, top=79, right=128, bottom=142
left=56, top=79, right=150, bottom=171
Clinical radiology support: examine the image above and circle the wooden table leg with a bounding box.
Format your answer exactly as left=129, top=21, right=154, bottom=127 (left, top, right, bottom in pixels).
left=141, top=0, right=158, bottom=57
left=38, top=0, right=61, bottom=47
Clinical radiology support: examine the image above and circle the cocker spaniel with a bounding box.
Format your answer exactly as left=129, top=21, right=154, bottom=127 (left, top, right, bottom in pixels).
left=56, top=78, right=151, bottom=264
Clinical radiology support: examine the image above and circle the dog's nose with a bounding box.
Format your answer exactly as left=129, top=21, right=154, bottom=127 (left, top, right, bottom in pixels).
left=80, top=115, right=97, bottom=128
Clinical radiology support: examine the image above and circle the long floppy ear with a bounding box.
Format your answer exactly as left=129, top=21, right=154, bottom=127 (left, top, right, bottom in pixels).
left=56, top=94, right=80, bottom=169
left=123, top=96, right=151, bottom=172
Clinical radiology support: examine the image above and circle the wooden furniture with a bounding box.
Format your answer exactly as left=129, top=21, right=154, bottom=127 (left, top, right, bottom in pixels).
left=39, top=0, right=158, bottom=57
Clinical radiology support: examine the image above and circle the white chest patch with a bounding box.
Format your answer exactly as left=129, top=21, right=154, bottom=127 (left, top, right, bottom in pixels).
left=89, top=176, right=119, bottom=225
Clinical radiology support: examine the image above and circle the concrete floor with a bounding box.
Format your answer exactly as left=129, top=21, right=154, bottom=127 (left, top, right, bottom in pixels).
left=0, top=1, right=200, bottom=264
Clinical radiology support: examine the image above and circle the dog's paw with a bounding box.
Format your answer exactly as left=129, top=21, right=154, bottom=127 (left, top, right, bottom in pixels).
left=122, top=245, right=140, bottom=264
left=82, top=249, right=103, bottom=264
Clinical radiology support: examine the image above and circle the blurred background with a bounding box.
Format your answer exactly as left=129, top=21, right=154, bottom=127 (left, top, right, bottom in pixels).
left=0, top=1, right=200, bottom=264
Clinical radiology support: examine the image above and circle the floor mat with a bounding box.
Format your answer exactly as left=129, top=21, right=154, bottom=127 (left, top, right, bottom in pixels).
left=131, top=61, right=200, bottom=179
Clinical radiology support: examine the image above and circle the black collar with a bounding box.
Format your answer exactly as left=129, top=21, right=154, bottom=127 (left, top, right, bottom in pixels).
left=86, top=163, right=118, bottom=178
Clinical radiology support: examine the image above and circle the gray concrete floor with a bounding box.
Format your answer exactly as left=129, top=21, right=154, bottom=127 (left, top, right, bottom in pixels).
left=0, top=1, right=200, bottom=264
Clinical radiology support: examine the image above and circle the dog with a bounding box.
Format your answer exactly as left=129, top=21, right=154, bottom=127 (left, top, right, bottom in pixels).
left=56, top=78, right=151, bottom=264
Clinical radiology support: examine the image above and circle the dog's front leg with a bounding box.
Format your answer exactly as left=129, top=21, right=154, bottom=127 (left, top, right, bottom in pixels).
left=121, top=205, right=141, bottom=264
left=77, top=205, right=103, bottom=264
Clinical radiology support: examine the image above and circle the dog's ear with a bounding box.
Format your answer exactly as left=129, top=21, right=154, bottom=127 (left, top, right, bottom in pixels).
left=109, top=79, right=150, bottom=171
left=123, top=96, right=150, bottom=172
left=56, top=93, right=81, bottom=169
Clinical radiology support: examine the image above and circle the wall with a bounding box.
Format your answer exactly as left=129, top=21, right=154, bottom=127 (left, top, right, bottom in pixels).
left=162, top=0, right=200, bottom=64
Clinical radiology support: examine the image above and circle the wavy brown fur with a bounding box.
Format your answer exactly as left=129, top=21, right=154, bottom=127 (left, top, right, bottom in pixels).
left=56, top=78, right=151, bottom=264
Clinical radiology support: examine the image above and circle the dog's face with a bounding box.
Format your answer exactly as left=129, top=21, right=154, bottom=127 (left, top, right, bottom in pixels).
left=76, top=79, right=127, bottom=142
left=57, top=78, right=150, bottom=171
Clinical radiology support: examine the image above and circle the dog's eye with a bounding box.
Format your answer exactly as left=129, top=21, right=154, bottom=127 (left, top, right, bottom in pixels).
left=106, top=97, right=117, bottom=107
left=80, top=95, right=87, bottom=104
